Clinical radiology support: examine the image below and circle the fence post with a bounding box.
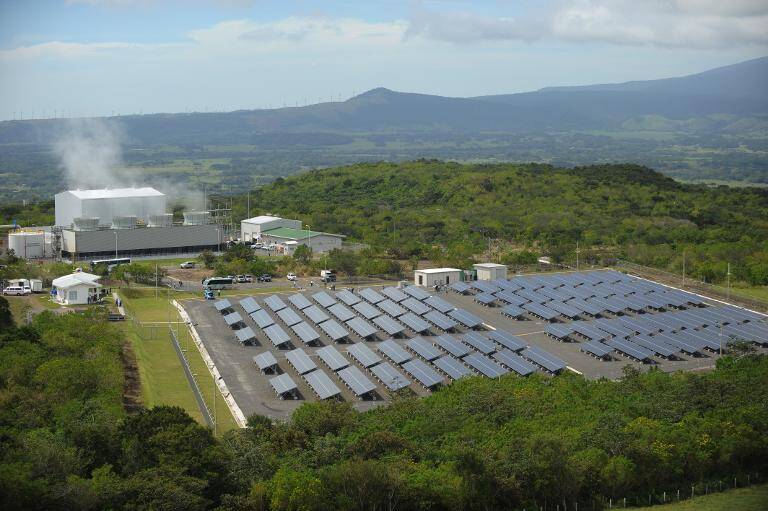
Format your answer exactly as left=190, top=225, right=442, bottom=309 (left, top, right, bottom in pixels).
left=663, top=491, right=665, bottom=503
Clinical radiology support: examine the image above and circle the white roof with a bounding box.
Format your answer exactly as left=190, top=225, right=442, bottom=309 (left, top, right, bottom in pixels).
left=473, top=263, right=507, bottom=269
left=415, top=268, right=463, bottom=274
left=52, top=272, right=102, bottom=289
left=61, top=187, right=165, bottom=200
left=242, top=215, right=282, bottom=225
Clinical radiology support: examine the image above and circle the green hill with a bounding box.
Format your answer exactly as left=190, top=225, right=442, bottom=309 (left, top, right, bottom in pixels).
left=239, top=161, right=768, bottom=285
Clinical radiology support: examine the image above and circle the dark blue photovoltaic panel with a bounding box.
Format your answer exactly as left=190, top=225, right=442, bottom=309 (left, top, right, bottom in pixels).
left=224, top=311, right=244, bottom=327
left=403, top=285, right=431, bottom=301
left=424, top=296, right=455, bottom=313
left=277, top=307, right=302, bottom=326
left=605, top=338, right=654, bottom=361
left=312, top=291, right=337, bottom=308
left=462, top=332, right=496, bottom=355
left=423, top=310, right=458, bottom=331
left=632, top=335, right=677, bottom=358
left=328, top=303, right=356, bottom=322
left=291, top=321, right=321, bottom=345
left=318, top=319, right=349, bottom=342
left=335, top=289, right=361, bottom=306
left=372, top=315, right=405, bottom=336
left=406, top=337, right=442, bottom=361
left=370, top=362, right=410, bottom=391
left=522, top=302, right=559, bottom=321
left=264, top=324, right=291, bottom=347
left=402, top=359, right=443, bottom=388
left=520, top=346, right=566, bottom=373
left=377, top=339, right=412, bottom=364
left=495, top=291, right=528, bottom=306
left=253, top=351, right=278, bottom=370
left=304, top=369, right=341, bottom=400
left=378, top=299, right=407, bottom=317
left=501, top=304, right=526, bottom=318
left=399, top=313, right=431, bottom=333
left=214, top=299, right=232, bottom=312
left=303, top=305, right=330, bottom=325
left=487, top=330, right=527, bottom=352
left=286, top=348, right=316, bottom=374
left=288, top=293, right=312, bottom=310
left=448, top=308, right=483, bottom=328
left=316, top=345, right=350, bottom=371
left=492, top=349, right=536, bottom=375
left=347, top=342, right=382, bottom=368
left=580, top=341, right=613, bottom=359
left=472, top=281, right=501, bottom=294
left=449, top=282, right=472, bottom=294
left=264, top=295, right=288, bottom=312
left=239, top=297, right=260, bottom=314
left=474, top=292, right=497, bottom=305
left=464, top=353, right=508, bottom=378
left=435, top=334, right=471, bottom=358
left=381, top=286, right=408, bottom=302
left=433, top=355, right=471, bottom=380
left=338, top=365, right=376, bottom=396
left=235, top=326, right=256, bottom=344
left=346, top=316, right=378, bottom=339
left=353, top=301, right=382, bottom=320
left=270, top=373, right=297, bottom=396
left=544, top=323, right=574, bottom=340
left=250, top=309, right=275, bottom=329
left=359, top=287, right=386, bottom=304
left=401, top=297, right=431, bottom=315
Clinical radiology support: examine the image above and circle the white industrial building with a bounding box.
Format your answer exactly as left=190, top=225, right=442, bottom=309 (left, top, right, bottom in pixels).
left=8, top=230, right=50, bottom=259
left=473, top=263, right=508, bottom=281
left=51, top=271, right=102, bottom=305
left=55, top=187, right=167, bottom=228
left=240, top=215, right=302, bottom=241
left=241, top=215, right=344, bottom=254
left=414, top=268, right=463, bottom=287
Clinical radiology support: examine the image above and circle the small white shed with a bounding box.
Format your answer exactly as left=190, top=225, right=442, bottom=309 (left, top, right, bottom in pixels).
left=51, top=272, right=102, bottom=305
left=473, top=263, right=508, bottom=281
left=414, top=268, right=463, bottom=288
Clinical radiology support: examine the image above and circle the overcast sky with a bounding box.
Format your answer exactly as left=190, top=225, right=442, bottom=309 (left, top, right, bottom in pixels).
left=1, top=0, right=766, bottom=121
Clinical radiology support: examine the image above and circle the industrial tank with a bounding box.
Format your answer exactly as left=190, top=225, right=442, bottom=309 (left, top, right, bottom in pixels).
left=148, top=213, right=173, bottom=227
left=183, top=211, right=210, bottom=226
left=112, top=215, right=138, bottom=229
left=73, top=217, right=99, bottom=231
left=8, top=231, right=45, bottom=258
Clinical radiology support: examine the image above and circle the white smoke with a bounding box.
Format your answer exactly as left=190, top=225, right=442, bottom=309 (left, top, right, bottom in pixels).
left=52, top=118, right=207, bottom=211
left=53, top=118, right=126, bottom=189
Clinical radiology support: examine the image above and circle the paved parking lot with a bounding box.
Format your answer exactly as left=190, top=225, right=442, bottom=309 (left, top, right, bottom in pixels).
left=182, top=281, right=766, bottom=420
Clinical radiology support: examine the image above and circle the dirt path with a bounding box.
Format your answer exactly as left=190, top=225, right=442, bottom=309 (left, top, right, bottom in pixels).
left=120, top=339, right=143, bottom=414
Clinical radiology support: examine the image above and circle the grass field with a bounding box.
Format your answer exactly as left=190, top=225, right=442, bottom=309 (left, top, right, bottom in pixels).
left=117, top=286, right=241, bottom=433
left=630, top=484, right=768, bottom=510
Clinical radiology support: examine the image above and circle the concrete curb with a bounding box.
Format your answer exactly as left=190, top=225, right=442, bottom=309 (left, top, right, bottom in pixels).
left=173, top=300, right=248, bottom=429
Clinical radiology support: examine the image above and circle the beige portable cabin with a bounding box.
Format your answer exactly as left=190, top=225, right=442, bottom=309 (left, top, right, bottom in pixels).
left=414, top=268, right=462, bottom=288
left=473, top=263, right=507, bottom=281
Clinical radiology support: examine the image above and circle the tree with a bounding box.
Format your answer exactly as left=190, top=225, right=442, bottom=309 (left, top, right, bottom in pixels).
left=0, top=296, right=14, bottom=331
left=198, top=250, right=216, bottom=269
left=292, top=245, right=312, bottom=265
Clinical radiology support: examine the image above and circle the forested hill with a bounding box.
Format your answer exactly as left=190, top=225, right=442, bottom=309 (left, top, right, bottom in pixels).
left=243, top=161, right=768, bottom=284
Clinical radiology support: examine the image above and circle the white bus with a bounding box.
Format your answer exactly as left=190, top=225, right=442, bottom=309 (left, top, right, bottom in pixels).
left=202, top=276, right=233, bottom=290
left=90, top=257, right=132, bottom=272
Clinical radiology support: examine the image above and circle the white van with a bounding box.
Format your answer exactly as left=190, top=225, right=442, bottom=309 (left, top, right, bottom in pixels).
left=3, top=286, right=31, bottom=296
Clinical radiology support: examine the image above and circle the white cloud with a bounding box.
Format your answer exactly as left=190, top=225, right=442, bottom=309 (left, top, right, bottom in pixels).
left=0, top=41, right=139, bottom=60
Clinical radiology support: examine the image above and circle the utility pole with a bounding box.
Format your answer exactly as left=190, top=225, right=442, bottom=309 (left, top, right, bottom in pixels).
left=576, top=241, right=580, bottom=270
left=114, top=231, right=118, bottom=258
left=726, top=263, right=731, bottom=301
left=247, top=191, right=250, bottom=219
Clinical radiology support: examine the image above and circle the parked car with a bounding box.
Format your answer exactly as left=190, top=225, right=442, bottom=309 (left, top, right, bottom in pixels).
left=250, top=242, right=263, bottom=249
left=286, top=273, right=297, bottom=281
left=203, top=289, right=215, bottom=300
left=226, top=275, right=235, bottom=281
left=180, top=261, right=196, bottom=269
left=2, top=286, right=31, bottom=296
left=236, top=275, right=247, bottom=283
left=244, top=274, right=253, bottom=283
left=258, top=274, right=272, bottom=283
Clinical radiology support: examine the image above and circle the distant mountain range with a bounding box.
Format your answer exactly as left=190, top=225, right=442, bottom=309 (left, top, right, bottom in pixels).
left=1, top=56, right=765, bottom=145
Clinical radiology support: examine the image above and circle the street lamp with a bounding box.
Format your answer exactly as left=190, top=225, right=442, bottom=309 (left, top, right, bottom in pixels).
left=306, top=224, right=312, bottom=254
left=215, top=228, right=220, bottom=253
left=114, top=231, right=118, bottom=258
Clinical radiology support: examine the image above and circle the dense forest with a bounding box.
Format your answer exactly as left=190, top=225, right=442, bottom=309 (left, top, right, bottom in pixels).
left=231, top=161, right=768, bottom=285
left=1, top=302, right=767, bottom=510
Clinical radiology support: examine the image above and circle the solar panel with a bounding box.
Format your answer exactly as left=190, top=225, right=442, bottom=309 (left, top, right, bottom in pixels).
left=377, top=339, right=412, bottom=364
left=264, top=324, right=292, bottom=347
left=304, top=369, right=341, bottom=400
left=521, top=302, right=559, bottom=321
left=539, top=287, right=574, bottom=302
left=495, top=291, right=528, bottom=306
left=277, top=307, right=302, bottom=327
left=546, top=300, right=582, bottom=319
left=571, top=322, right=610, bottom=342
left=291, top=321, right=321, bottom=345
left=378, top=299, right=407, bottom=317
left=316, top=345, right=350, bottom=371
left=399, top=312, right=432, bottom=333
left=312, top=291, right=337, bottom=308
left=401, top=297, right=431, bottom=315
left=250, top=309, right=275, bottom=329
left=448, top=308, right=483, bottom=329
left=328, top=303, right=356, bottom=322
left=303, top=305, right=330, bottom=325
left=318, top=319, right=349, bottom=342
left=253, top=351, right=278, bottom=371
left=605, top=338, right=654, bottom=361
left=223, top=311, right=244, bottom=327
left=264, top=295, right=288, bottom=312
left=655, top=332, right=701, bottom=355
left=359, top=287, right=385, bottom=304
left=472, top=281, right=501, bottom=294
left=406, top=337, right=442, bottom=361
left=474, top=292, right=497, bottom=305
left=464, top=353, right=508, bottom=378
left=516, top=288, right=550, bottom=303
left=335, top=289, right=361, bottom=306
left=370, top=362, right=410, bottom=391
left=433, top=355, right=472, bottom=380
left=346, top=316, right=378, bottom=339
left=381, top=286, right=409, bottom=302
left=462, top=332, right=496, bottom=355
left=353, top=301, right=382, bottom=320
left=449, top=282, right=472, bottom=294
left=580, top=341, right=613, bottom=359
left=632, top=335, right=677, bottom=358
left=347, top=342, right=382, bottom=368
left=286, top=348, right=317, bottom=374
left=235, top=326, right=257, bottom=344
left=566, top=298, right=603, bottom=316
left=372, top=315, right=406, bottom=336
left=239, top=297, right=260, bottom=314
left=487, top=330, right=527, bottom=351
left=501, top=304, right=526, bottom=318
left=288, top=293, right=312, bottom=310
left=434, top=334, right=471, bottom=357
left=492, top=349, right=536, bottom=375
left=520, top=345, right=566, bottom=373
left=402, top=359, right=444, bottom=388
left=423, top=310, right=458, bottom=331
left=544, top=323, right=574, bottom=341
left=214, top=299, right=232, bottom=312
left=338, top=366, right=377, bottom=397
left=269, top=373, right=297, bottom=397
left=403, top=285, right=431, bottom=301
left=424, top=296, right=455, bottom=313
